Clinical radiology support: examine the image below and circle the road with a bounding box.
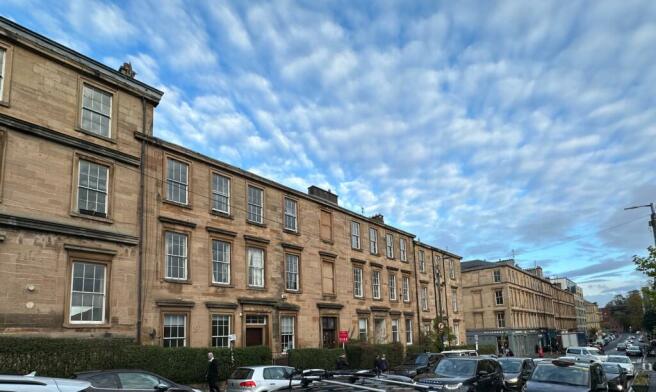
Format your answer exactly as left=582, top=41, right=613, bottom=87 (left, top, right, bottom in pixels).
left=604, top=333, right=653, bottom=371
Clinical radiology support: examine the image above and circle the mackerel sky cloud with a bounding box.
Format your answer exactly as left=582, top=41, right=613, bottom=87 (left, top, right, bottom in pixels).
left=4, top=0, right=656, bottom=305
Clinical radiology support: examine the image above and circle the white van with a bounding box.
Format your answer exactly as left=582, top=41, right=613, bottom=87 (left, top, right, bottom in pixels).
left=564, top=346, right=607, bottom=363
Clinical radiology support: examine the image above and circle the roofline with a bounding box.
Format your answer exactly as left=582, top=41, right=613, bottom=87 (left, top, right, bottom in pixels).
left=0, top=17, right=163, bottom=104
left=413, top=240, right=462, bottom=259
left=460, top=260, right=557, bottom=286
left=137, top=133, right=417, bottom=238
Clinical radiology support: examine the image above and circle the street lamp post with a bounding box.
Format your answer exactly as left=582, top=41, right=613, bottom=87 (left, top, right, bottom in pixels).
left=624, top=202, right=656, bottom=247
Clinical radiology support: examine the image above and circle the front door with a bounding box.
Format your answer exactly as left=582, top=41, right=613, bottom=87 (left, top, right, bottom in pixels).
left=321, top=317, right=337, bottom=348
left=246, top=328, right=263, bottom=346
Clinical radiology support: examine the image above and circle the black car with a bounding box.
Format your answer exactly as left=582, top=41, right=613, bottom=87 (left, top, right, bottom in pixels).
left=601, top=363, right=627, bottom=392
left=497, top=357, right=535, bottom=391
left=390, top=352, right=443, bottom=378
left=73, top=369, right=200, bottom=392
left=525, top=359, right=608, bottom=392
left=415, top=357, right=504, bottom=392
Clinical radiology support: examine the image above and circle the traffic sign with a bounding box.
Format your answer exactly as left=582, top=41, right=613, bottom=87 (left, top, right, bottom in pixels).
left=339, top=330, right=349, bottom=343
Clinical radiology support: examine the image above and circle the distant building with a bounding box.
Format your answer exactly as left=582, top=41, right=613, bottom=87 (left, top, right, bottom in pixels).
left=461, top=259, right=561, bottom=356
left=584, top=301, right=601, bottom=333
left=550, top=277, right=587, bottom=333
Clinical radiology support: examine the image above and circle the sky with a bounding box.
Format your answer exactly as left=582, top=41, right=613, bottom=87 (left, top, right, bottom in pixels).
left=3, top=0, right=655, bottom=306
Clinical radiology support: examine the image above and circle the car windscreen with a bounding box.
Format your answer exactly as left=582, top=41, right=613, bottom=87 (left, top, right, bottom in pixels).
left=498, top=360, right=522, bottom=373
left=602, top=364, right=621, bottom=374
left=531, top=365, right=589, bottom=386
left=403, top=354, right=429, bottom=366
left=587, top=348, right=601, bottom=355
left=433, top=359, right=476, bottom=378
left=608, top=357, right=631, bottom=364
left=230, top=368, right=254, bottom=380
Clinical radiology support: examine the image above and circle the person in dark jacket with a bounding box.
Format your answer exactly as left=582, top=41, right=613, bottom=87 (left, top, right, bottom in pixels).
left=206, top=352, right=220, bottom=392
left=374, top=355, right=381, bottom=376
left=335, top=353, right=350, bottom=370
left=375, top=354, right=389, bottom=374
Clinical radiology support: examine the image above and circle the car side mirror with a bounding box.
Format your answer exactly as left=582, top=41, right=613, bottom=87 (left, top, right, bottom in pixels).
left=477, top=370, right=488, bottom=377
left=154, top=384, right=169, bottom=391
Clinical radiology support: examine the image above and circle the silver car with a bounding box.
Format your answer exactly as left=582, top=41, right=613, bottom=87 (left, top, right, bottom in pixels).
left=226, top=366, right=300, bottom=392
left=606, top=355, right=635, bottom=377
left=0, top=373, right=91, bottom=391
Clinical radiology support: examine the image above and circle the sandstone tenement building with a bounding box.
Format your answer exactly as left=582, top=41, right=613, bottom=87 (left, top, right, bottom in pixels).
left=0, top=18, right=466, bottom=352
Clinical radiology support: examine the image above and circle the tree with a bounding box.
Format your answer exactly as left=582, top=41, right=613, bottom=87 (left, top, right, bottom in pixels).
left=422, top=318, right=456, bottom=352
left=626, top=290, right=644, bottom=331
left=634, top=246, right=656, bottom=287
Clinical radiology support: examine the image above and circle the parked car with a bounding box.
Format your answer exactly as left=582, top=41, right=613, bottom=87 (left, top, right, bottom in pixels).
left=564, top=346, right=607, bottom=363
left=390, top=352, right=443, bottom=378
left=605, top=355, right=634, bottom=377
left=441, top=349, right=479, bottom=357
left=73, top=369, right=201, bottom=392
left=415, top=357, right=504, bottom=392
left=616, top=343, right=626, bottom=351
left=226, top=366, right=300, bottom=392
left=0, top=373, right=91, bottom=392
left=626, top=345, right=642, bottom=357
left=525, top=359, right=608, bottom=392
left=601, top=363, right=628, bottom=392
left=497, top=357, right=535, bottom=391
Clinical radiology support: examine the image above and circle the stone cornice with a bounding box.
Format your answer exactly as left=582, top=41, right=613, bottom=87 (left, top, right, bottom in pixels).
left=158, top=216, right=196, bottom=228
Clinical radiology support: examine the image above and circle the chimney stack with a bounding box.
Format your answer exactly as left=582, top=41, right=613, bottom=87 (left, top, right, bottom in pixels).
left=370, top=214, right=384, bottom=224
left=118, top=62, right=136, bottom=78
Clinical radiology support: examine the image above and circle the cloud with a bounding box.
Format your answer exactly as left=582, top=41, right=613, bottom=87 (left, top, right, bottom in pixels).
left=4, top=0, right=656, bottom=307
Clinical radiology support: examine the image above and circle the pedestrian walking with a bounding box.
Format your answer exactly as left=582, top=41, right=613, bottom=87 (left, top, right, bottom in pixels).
left=380, top=354, right=389, bottom=373
left=374, top=355, right=381, bottom=376
left=206, top=352, right=220, bottom=392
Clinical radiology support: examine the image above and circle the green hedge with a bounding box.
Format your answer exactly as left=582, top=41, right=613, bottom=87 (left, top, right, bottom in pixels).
left=0, top=337, right=271, bottom=384
left=289, top=343, right=404, bottom=370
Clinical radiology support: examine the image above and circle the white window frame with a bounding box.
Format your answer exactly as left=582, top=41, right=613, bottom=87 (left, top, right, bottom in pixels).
left=69, top=261, right=106, bottom=324
left=353, top=267, right=363, bottom=298
left=405, top=319, right=413, bottom=345
left=372, top=270, right=381, bottom=299
left=400, top=238, right=407, bottom=261
left=389, top=274, right=397, bottom=301
left=280, top=315, right=295, bottom=352
left=163, top=314, right=187, bottom=347
left=493, top=269, right=501, bottom=283
left=358, top=318, right=368, bottom=341
left=449, top=259, right=455, bottom=279
left=495, top=289, right=504, bottom=305
left=351, top=221, right=361, bottom=249
left=77, top=159, right=109, bottom=217
left=402, top=276, right=410, bottom=302
left=166, top=158, right=189, bottom=205
left=247, top=185, right=264, bottom=224
left=247, top=247, right=265, bottom=288
left=283, top=197, right=298, bottom=232
left=418, top=250, right=425, bottom=273
left=211, top=239, right=230, bottom=285
left=369, top=227, right=378, bottom=254
left=452, top=288, right=458, bottom=312
left=496, top=312, right=506, bottom=328
left=81, top=84, right=112, bottom=137
left=211, top=173, right=230, bottom=214
left=165, top=231, right=188, bottom=280
left=391, top=319, right=400, bottom=343
left=285, top=253, right=300, bottom=291
left=453, top=322, right=460, bottom=345
left=386, top=234, right=394, bottom=258
left=211, top=314, right=231, bottom=347
left=421, top=286, right=429, bottom=311
left=0, top=48, right=6, bottom=99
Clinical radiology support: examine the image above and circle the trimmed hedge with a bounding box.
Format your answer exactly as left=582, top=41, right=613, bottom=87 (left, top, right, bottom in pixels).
left=0, top=337, right=271, bottom=384
left=289, top=343, right=404, bottom=370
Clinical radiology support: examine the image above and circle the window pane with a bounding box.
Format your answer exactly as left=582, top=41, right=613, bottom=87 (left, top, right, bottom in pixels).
left=247, top=186, right=263, bottom=223
left=166, top=159, right=188, bottom=204
left=212, top=315, right=231, bottom=347
left=286, top=254, right=299, bottom=290
left=81, top=85, right=111, bottom=137
left=212, top=174, right=230, bottom=213
left=248, top=248, right=264, bottom=287
left=284, top=198, right=297, bottom=231
left=165, top=232, right=187, bottom=280
left=70, top=262, right=105, bottom=322
left=212, top=240, right=230, bottom=284
left=164, top=314, right=186, bottom=347
left=78, top=160, right=108, bottom=216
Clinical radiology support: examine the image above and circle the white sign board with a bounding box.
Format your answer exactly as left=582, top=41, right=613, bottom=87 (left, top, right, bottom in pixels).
left=228, top=334, right=237, bottom=341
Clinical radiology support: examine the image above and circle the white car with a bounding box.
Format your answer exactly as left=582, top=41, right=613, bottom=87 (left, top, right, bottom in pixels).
left=227, top=366, right=301, bottom=392
left=0, top=373, right=91, bottom=392
left=564, top=346, right=607, bottom=362
left=606, top=355, right=635, bottom=377
left=441, top=349, right=478, bottom=357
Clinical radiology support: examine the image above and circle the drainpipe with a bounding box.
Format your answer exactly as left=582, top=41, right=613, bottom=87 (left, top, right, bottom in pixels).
left=431, top=252, right=442, bottom=321
left=136, top=97, right=147, bottom=344
left=412, top=242, right=422, bottom=344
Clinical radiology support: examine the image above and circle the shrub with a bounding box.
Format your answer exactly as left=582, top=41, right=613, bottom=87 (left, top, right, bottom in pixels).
left=288, top=348, right=343, bottom=370
left=0, top=337, right=271, bottom=384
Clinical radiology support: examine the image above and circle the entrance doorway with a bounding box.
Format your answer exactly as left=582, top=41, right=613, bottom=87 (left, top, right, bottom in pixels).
left=245, top=314, right=268, bottom=347
left=321, top=317, right=337, bottom=348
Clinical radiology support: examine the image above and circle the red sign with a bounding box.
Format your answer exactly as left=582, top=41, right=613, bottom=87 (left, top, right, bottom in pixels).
left=339, top=330, right=349, bottom=343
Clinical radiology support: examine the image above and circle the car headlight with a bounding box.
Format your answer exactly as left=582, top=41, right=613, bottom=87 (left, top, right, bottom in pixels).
left=506, top=377, right=519, bottom=383
left=192, top=389, right=203, bottom=392
left=444, top=383, right=463, bottom=390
